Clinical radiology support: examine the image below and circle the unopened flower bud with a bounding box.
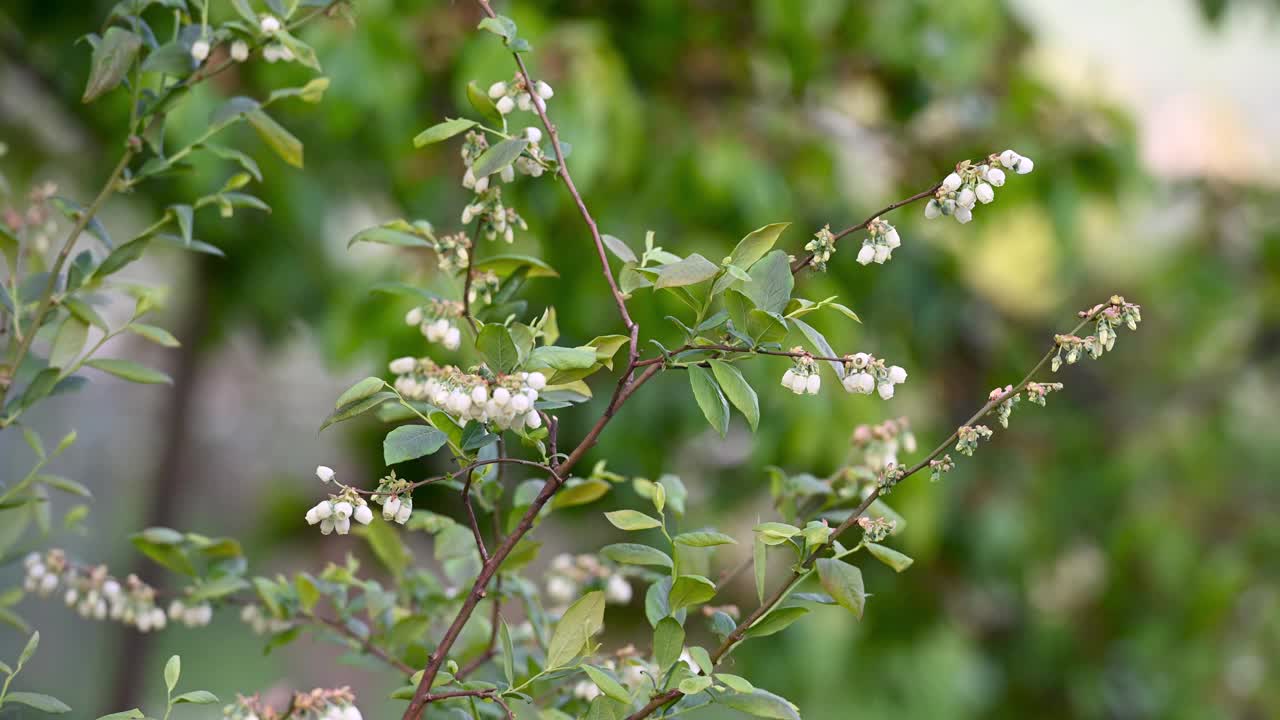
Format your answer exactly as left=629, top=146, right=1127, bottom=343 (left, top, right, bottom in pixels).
left=316, top=465, right=335, bottom=483
left=190, top=40, right=210, bottom=62
left=231, top=40, right=249, bottom=62
left=259, top=15, right=281, bottom=34
left=496, top=96, right=515, bottom=115
left=488, top=81, right=508, bottom=99
left=389, top=357, right=416, bottom=375
left=856, top=244, right=875, bottom=265
left=942, top=172, right=962, bottom=192
left=353, top=504, right=373, bottom=525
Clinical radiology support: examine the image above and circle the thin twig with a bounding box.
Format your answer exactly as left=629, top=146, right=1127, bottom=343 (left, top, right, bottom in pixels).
left=790, top=183, right=943, bottom=273
left=308, top=613, right=415, bottom=675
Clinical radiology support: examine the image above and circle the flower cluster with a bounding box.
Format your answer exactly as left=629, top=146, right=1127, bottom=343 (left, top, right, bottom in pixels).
left=840, top=352, right=908, bottom=399
left=167, top=599, right=215, bottom=628
left=304, top=478, right=374, bottom=535
left=372, top=472, right=414, bottom=525
left=433, top=231, right=471, bottom=274
left=929, top=454, right=955, bottom=482
left=546, top=553, right=634, bottom=611
left=876, top=461, right=907, bottom=493
left=487, top=76, right=555, bottom=116
left=404, top=300, right=464, bottom=351
left=1052, top=295, right=1142, bottom=371
left=925, top=150, right=1034, bottom=224
left=780, top=351, right=821, bottom=395
left=460, top=187, right=528, bottom=243
left=23, top=551, right=198, bottom=632
left=805, top=225, right=836, bottom=271
left=1024, top=381, right=1063, bottom=406
left=955, top=424, right=994, bottom=456
left=855, top=217, right=902, bottom=266
left=389, top=358, right=547, bottom=432
left=189, top=33, right=251, bottom=65
left=467, top=269, right=501, bottom=305
left=2, top=178, right=60, bottom=254
left=857, top=515, right=897, bottom=543
left=851, top=416, right=917, bottom=469
left=223, top=687, right=362, bottom=720
left=239, top=604, right=293, bottom=636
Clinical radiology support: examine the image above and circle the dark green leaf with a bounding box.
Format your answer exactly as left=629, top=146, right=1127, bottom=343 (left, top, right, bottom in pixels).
left=653, top=617, right=684, bottom=671
left=688, top=366, right=728, bottom=437
left=478, top=324, right=519, bottom=374
left=82, top=27, right=141, bottom=102
left=744, top=606, right=808, bottom=639
left=668, top=574, right=716, bottom=611
left=87, top=359, right=171, bottom=385
left=654, top=253, right=718, bottom=289
left=816, top=558, right=865, bottom=619
left=708, top=360, right=759, bottom=431
left=472, top=137, right=527, bottom=178
left=4, top=691, right=71, bottom=714
left=383, top=425, right=448, bottom=465
left=319, top=391, right=397, bottom=431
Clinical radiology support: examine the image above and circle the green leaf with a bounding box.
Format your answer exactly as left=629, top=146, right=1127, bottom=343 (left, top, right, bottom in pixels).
left=604, top=509, right=662, bottom=531
left=600, top=543, right=673, bottom=569
left=63, top=297, right=108, bottom=330
left=668, top=575, right=716, bottom=611
left=466, top=81, right=504, bottom=128
left=19, top=630, right=39, bottom=667
left=319, top=391, right=397, bottom=431
left=126, top=323, right=180, bottom=348
left=551, top=479, right=611, bottom=509
left=718, top=689, right=801, bottom=720
left=169, top=204, right=193, bottom=245
left=708, top=360, right=759, bottom=431
left=184, top=575, right=248, bottom=602
left=728, top=222, right=790, bottom=272
left=500, top=618, right=515, bottom=686
left=673, top=531, right=737, bottom=547
left=679, top=676, right=713, bottom=696
left=546, top=591, right=605, bottom=668
left=866, top=542, right=914, bottom=573
left=361, top=518, right=411, bottom=576
left=477, top=14, right=518, bottom=43
left=50, top=315, right=89, bottom=369
left=688, top=366, right=728, bottom=437
left=472, top=137, right=527, bottom=178
left=654, top=253, right=719, bottom=289
left=82, top=27, right=141, bottom=103
left=413, top=118, right=478, bottom=147
left=791, top=317, right=844, bottom=378
left=478, top=324, right=519, bottom=374
left=40, top=475, right=91, bottom=498
left=744, top=606, right=809, bottom=639
left=94, top=236, right=151, bottom=279
left=472, top=253, right=558, bottom=278
left=526, top=345, right=596, bottom=372
left=172, top=690, right=219, bottom=705
left=347, top=220, right=432, bottom=249
left=740, top=250, right=793, bottom=314
left=716, top=673, right=755, bottom=694
left=583, top=665, right=631, bottom=704
left=87, top=358, right=172, bottom=385
left=383, top=425, right=448, bottom=465
left=4, top=691, right=71, bottom=714
left=247, top=109, right=303, bottom=168
left=753, top=536, right=767, bottom=604
left=205, top=144, right=263, bottom=181
left=653, top=617, right=685, bottom=671
left=164, top=655, right=181, bottom=693
left=816, top=558, right=865, bottom=619
left=336, top=376, right=385, bottom=409
left=602, top=234, right=638, bottom=264
left=753, top=521, right=800, bottom=545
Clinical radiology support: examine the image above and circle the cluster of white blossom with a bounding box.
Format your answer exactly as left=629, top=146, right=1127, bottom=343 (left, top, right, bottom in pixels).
left=373, top=478, right=414, bottom=525
left=23, top=550, right=200, bottom=632
left=1052, top=296, right=1142, bottom=371
left=167, top=599, right=215, bottom=628
left=458, top=130, right=536, bottom=242
left=223, top=687, right=362, bottom=720
left=431, top=231, right=471, bottom=274
left=855, top=217, right=902, bottom=265
left=304, top=474, right=375, bottom=535
left=239, top=603, right=293, bottom=636
left=546, top=553, right=634, bottom=612
left=780, top=351, right=822, bottom=395
left=487, top=76, right=555, bottom=116
left=189, top=34, right=250, bottom=64
left=925, top=149, right=1034, bottom=224
left=805, top=225, right=837, bottom=271
left=851, top=416, right=917, bottom=470
left=840, top=352, right=908, bottom=399
left=467, top=269, right=501, bottom=305
left=404, top=301, right=463, bottom=351
left=389, top=357, right=547, bottom=432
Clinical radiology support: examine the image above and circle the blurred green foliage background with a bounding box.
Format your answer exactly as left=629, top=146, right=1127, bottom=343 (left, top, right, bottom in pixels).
left=1, top=0, right=1277, bottom=718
